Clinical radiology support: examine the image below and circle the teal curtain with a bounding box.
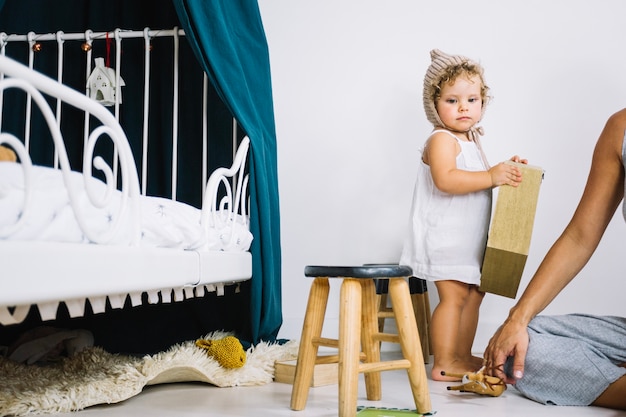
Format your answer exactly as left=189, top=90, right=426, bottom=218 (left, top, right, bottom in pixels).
left=173, top=0, right=282, bottom=343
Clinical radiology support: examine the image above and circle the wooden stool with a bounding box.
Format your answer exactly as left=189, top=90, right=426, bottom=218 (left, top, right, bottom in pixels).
left=376, top=276, right=432, bottom=364
left=290, top=265, right=432, bottom=417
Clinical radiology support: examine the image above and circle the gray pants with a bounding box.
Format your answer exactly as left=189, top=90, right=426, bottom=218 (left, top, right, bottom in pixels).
left=505, top=314, right=626, bottom=406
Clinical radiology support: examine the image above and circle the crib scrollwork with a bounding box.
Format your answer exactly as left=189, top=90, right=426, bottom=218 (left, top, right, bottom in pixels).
left=201, top=136, right=252, bottom=251
left=0, top=132, right=34, bottom=238
left=0, top=72, right=142, bottom=245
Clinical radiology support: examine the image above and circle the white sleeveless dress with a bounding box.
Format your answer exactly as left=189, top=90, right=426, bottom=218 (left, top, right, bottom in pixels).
left=399, top=130, right=492, bottom=285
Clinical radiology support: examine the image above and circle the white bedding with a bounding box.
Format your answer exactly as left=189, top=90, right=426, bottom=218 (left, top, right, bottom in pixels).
left=0, top=162, right=252, bottom=251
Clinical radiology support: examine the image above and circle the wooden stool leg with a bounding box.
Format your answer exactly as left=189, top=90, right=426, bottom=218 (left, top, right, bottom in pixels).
left=409, top=277, right=432, bottom=363
left=290, top=277, right=330, bottom=411
left=411, top=292, right=430, bottom=363
left=339, top=278, right=362, bottom=417
left=424, top=286, right=433, bottom=355
left=360, top=279, right=382, bottom=401
left=388, top=278, right=432, bottom=414
left=377, top=292, right=388, bottom=332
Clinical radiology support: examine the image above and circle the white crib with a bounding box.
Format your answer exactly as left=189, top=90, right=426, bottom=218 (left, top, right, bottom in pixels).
left=0, top=28, right=253, bottom=326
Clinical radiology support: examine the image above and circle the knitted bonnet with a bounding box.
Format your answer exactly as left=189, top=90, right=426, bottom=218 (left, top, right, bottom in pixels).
left=422, top=49, right=487, bottom=129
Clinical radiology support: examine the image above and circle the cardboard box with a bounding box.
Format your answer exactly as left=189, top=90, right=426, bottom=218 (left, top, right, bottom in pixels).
left=274, top=359, right=338, bottom=387
left=480, top=161, right=544, bottom=298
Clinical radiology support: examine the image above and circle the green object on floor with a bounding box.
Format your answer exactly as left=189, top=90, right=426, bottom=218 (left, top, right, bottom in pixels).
left=356, top=406, right=435, bottom=416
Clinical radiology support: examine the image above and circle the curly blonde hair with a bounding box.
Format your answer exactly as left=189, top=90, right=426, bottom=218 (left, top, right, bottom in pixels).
left=431, top=62, right=491, bottom=106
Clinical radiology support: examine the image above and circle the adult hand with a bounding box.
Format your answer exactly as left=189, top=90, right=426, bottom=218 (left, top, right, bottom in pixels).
left=484, top=318, right=530, bottom=384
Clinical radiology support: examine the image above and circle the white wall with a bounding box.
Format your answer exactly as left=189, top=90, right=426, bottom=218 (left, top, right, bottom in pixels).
left=258, top=0, right=626, bottom=352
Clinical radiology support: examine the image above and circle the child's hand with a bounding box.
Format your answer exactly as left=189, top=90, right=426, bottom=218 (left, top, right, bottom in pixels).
left=509, top=155, right=528, bottom=164
left=489, top=162, right=523, bottom=187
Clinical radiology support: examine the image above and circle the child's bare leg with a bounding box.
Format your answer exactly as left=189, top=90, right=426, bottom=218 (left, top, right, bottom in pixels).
left=457, top=285, right=485, bottom=369
left=430, top=280, right=478, bottom=381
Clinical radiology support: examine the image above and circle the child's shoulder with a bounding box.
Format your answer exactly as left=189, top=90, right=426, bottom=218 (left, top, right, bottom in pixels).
left=424, top=130, right=463, bottom=157
left=428, top=129, right=461, bottom=142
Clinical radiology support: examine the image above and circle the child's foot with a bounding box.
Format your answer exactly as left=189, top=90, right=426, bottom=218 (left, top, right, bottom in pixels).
left=431, top=359, right=482, bottom=382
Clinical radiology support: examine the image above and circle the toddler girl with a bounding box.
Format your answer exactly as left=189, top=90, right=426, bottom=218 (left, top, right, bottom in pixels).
left=400, top=49, right=526, bottom=381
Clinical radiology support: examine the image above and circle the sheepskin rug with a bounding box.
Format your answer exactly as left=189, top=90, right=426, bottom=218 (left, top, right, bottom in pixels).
left=0, top=332, right=298, bottom=416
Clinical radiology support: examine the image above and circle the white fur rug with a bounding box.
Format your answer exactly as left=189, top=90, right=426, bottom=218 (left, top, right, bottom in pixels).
left=0, top=332, right=298, bottom=416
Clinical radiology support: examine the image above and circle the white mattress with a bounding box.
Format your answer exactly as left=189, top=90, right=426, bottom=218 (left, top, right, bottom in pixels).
left=0, top=162, right=252, bottom=251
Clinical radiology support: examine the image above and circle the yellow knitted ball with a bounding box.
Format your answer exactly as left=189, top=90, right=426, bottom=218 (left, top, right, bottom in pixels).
left=195, top=336, right=247, bottom=369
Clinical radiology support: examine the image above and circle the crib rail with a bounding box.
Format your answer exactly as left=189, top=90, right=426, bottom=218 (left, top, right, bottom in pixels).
left=203, top=136, right=251, bottom=251
left=0, top=27, right=241, bottom=202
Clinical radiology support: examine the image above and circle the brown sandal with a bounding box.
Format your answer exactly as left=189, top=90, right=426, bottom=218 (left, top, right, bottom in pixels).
left=442, top=366, right=507, bottom=397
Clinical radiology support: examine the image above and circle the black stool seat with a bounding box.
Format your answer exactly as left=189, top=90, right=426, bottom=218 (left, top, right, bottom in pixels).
left=374, top=275, right=428, bottom=294
left=304, top=264, right=412, bottom=279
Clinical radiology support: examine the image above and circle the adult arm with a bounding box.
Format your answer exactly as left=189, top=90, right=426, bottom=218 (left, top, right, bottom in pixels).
left=484, top=109, right=626, bottom=383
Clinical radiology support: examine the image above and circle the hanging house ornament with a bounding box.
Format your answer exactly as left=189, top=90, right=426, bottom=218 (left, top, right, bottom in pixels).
left=86, top=57, right=125, bottom=107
